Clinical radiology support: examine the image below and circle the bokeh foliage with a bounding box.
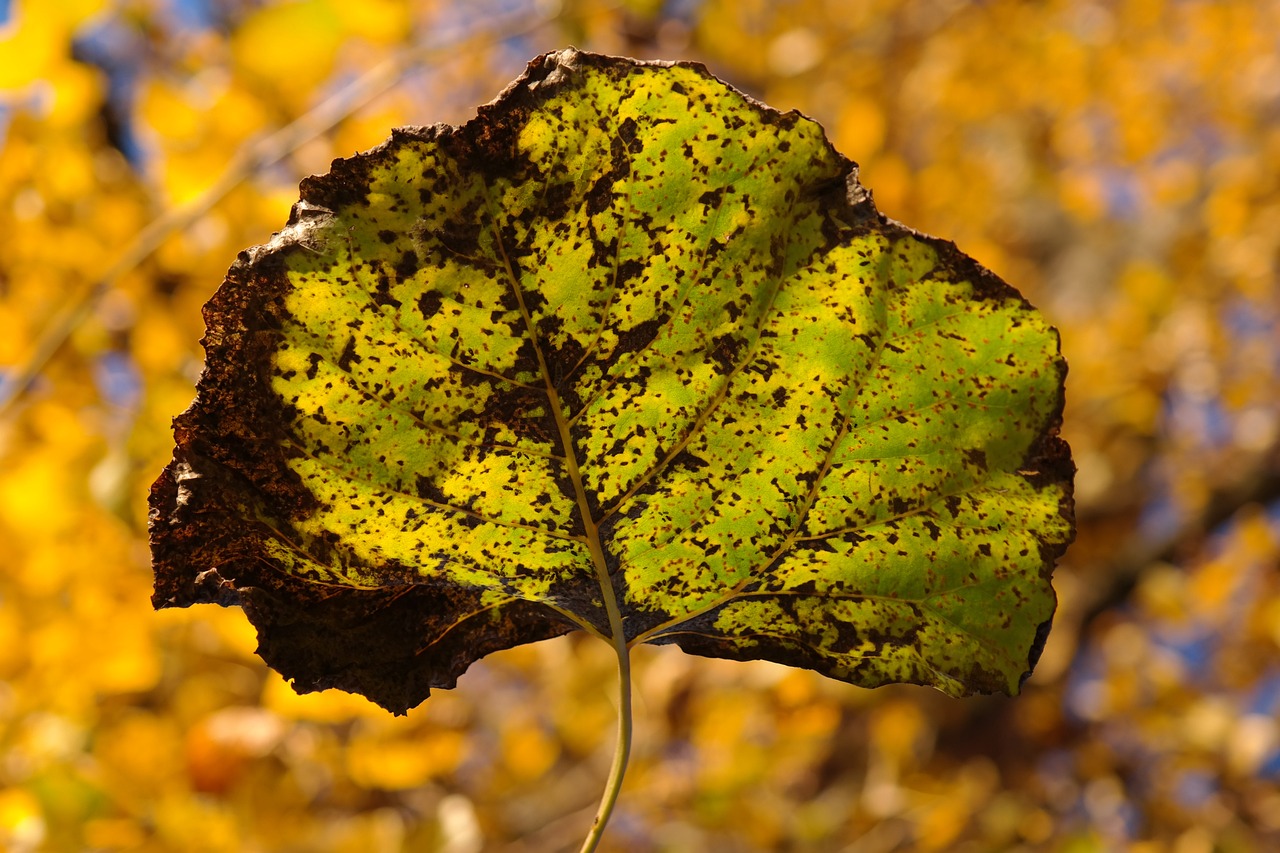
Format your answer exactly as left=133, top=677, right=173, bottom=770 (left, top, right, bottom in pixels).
left=1, top=1, right=1278, bottom=851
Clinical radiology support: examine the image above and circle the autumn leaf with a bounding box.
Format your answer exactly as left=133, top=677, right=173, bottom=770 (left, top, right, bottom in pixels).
left=149, top=49, right=1074, bottom=718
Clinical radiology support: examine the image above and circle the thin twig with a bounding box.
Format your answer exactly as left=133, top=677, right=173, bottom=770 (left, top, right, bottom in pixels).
left=1076, top=444, right=1280, bottom=632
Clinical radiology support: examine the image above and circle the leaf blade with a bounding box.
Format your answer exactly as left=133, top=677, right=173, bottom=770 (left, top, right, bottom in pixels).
left=150, top=49, right=1074, bottom=713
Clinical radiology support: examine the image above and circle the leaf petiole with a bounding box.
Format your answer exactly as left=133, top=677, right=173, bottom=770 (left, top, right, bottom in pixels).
left=578, top=636, right=633, bottom=853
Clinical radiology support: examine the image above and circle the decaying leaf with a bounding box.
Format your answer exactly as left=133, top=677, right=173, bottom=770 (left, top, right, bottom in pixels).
left=150, top=49, right=1074, bottom=714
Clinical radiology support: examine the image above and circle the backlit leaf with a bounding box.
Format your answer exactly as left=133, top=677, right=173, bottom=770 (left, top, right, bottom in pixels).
left=149, top=49, right=1074, bottom=714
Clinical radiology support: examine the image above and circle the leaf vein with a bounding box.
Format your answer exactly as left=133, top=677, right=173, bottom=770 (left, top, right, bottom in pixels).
left=283, top=436, right=582, bottom=543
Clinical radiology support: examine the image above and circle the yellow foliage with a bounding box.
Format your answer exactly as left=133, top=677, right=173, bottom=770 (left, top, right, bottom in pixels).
left=0, top=1, right=105, bottom=89
left=262, top=676, right=384, bottom=723
left=835, top=95, right=886, bottom=160
left=332, top=0, right=412, bottom=44
left=232, top=0, right=344, bottom=98
left=346, top=726, right=466, bottom=790
left=96, top=710, right=185, bottom=793
left=501, top=720, right=560, bottom=781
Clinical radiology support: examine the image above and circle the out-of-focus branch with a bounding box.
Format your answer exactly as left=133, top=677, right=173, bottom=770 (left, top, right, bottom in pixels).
left=0, top=2, right=565, bottom=417
left=1076, top=443, right=1280, bottom=632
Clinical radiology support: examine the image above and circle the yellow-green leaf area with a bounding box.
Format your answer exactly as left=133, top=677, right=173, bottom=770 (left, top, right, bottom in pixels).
left=150, top=49, right=1073, bottom=714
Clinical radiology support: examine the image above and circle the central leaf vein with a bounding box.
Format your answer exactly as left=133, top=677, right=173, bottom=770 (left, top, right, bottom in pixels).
left=488, top=186, right=626, bottom=642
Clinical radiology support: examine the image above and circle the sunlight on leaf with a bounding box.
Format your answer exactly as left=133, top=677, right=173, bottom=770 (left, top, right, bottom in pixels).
left=149, top=49, right=1073, bottom=715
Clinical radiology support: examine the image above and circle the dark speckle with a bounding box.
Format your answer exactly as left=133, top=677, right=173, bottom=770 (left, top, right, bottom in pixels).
left=395, top=249, right=420, bottom=280
left=418, top=291, right=443, bottom=319
left=337, top=336, right=360, bottom=372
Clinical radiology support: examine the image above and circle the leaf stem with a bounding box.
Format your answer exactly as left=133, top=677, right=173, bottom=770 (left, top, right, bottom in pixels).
left=579, top=634, right=633, bottom=853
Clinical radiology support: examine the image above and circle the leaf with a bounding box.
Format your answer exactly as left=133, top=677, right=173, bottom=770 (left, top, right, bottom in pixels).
left=149, top=49, right=1074, bottom=715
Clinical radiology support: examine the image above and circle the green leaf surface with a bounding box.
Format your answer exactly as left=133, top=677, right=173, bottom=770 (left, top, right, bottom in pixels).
left=150, top=49, right=1074, bottom=714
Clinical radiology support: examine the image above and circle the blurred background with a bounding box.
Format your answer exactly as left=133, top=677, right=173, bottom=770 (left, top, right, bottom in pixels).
left=2, top=0, right=1279, bottom=850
